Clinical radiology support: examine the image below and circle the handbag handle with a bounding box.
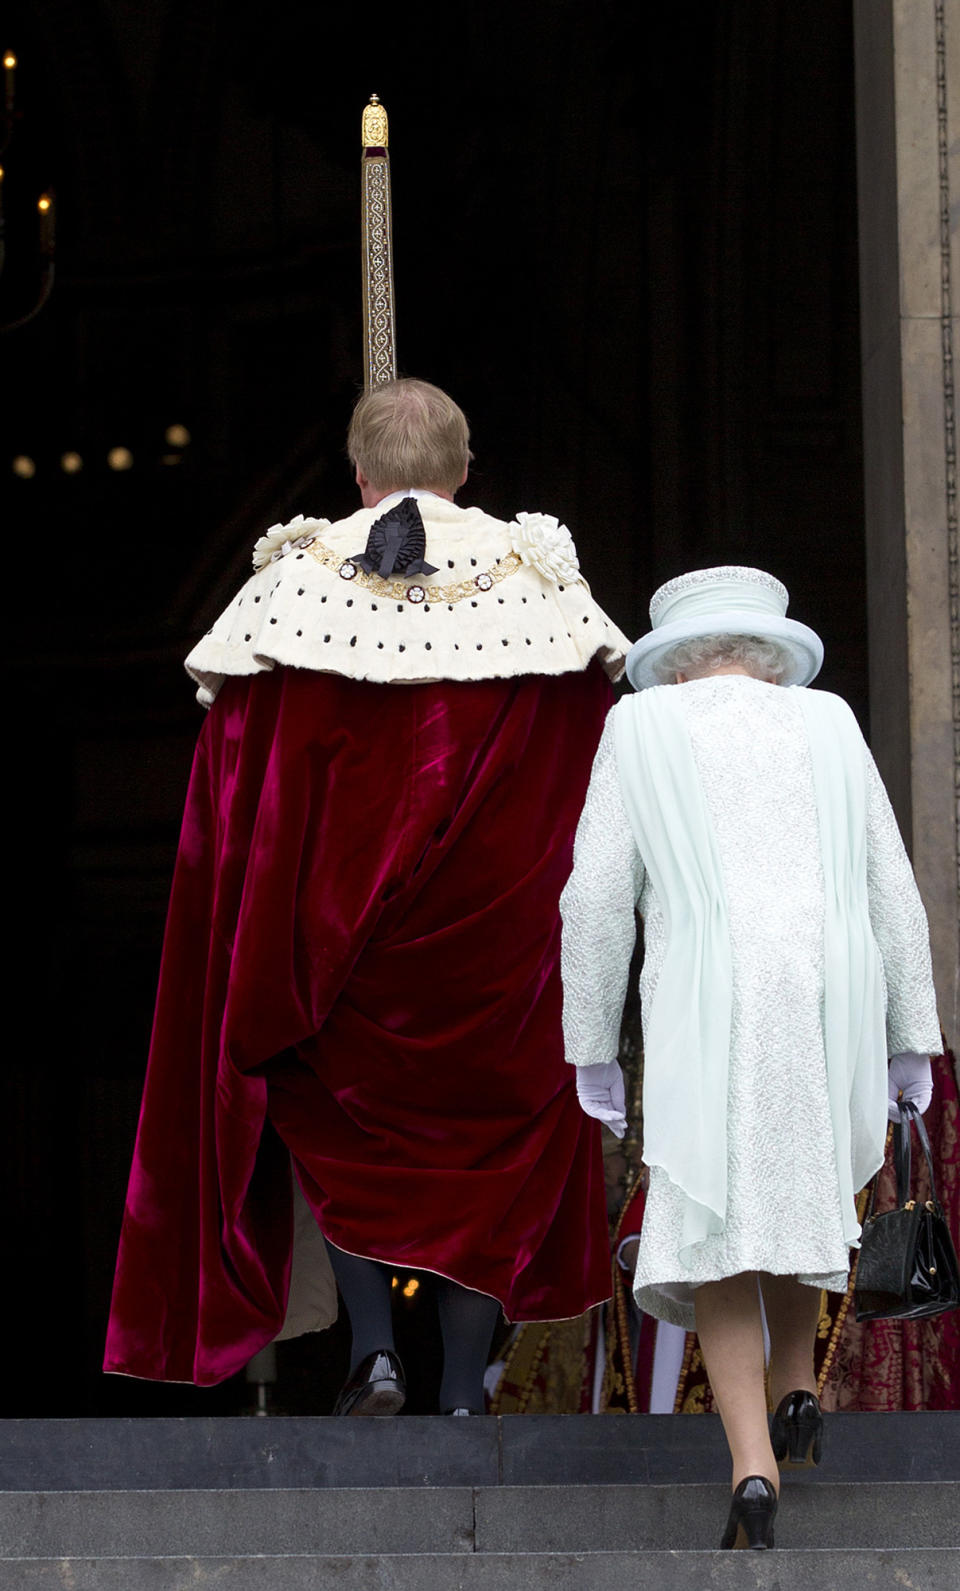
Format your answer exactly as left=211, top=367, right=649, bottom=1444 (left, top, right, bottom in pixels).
left=899, top=1098, right=940, bottom=1203
left=893, top=1112, right=911, bottom=1208
left=865, top=1097, right=939, bottom=1221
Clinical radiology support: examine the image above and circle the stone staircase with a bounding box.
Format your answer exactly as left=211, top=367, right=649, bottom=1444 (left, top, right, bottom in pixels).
left=1, top=1412, right=958, bottom=1587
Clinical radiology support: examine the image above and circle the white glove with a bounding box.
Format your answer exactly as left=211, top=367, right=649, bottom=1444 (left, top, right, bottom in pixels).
left=616, top=1233, right=641, bottom=1274
left=887, top=1052, right=933, bottom=1122
left=575, top=1059, right=627, bottom=1138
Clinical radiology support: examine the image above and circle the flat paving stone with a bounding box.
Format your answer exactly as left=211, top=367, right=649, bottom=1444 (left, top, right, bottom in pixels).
left=0, top=1487, right=475, bottom=1557
left=0, top=1418, right=500, bottom=1493
left=474, top=1480, right=960, bottom=1552
left=4, top=1480, right=957, bottom=1557
left=3, top=1413, right=958, bottom=1491
left=0, top=1550, right=957, bottom=1591
left=499, top=1412, right=960, bottom=1485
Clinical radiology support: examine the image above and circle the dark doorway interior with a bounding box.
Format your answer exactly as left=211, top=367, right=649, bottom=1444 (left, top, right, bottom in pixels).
left=3, top=0, right=864, bottom=1415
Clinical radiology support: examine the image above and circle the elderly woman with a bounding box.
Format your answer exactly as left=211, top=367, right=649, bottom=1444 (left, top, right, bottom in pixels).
left=560, top=567, right=941, bottom=1549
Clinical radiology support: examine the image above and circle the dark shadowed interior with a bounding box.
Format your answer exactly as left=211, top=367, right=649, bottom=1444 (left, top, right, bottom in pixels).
left=3, top=0, right=865, bottom=1414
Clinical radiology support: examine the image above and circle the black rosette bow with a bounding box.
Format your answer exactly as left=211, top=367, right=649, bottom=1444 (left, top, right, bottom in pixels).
left=350, top=498, right=438, bottom=579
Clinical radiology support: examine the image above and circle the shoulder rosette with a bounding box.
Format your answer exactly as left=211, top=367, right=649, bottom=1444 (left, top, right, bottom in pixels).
left=509, top=511, right=581, bottom=585
left=252, top=513, right=332, bottom=571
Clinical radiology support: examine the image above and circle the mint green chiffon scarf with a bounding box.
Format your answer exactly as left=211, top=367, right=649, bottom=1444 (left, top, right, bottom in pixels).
left=613, top=685, right=887, bottom=1261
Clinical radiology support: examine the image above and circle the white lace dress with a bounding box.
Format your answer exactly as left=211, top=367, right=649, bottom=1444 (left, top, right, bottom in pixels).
left=560, top=676, right=941, bottom=1329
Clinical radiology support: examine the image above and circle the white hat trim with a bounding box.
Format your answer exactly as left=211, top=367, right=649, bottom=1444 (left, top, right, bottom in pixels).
left=626, top=607, right=824, bottom=691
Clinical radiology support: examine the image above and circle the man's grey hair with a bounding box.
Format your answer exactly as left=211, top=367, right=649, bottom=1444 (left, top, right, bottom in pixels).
left=347, top=378, right=472, bottom=494
left=654, top=633, right=791, bottom=685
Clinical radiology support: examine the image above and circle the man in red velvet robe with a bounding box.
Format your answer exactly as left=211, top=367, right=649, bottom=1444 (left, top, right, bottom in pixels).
left=105, top=378, right=629, bottom=1413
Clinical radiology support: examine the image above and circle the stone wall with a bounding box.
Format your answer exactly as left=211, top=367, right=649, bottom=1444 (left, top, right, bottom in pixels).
left=854, top=0, right=960, bottom=1051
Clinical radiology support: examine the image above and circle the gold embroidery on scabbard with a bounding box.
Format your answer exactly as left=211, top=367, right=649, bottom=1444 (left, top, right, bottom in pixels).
left=610, top=1257, right=638, bottom=1414
left=363, top=157, right=396, bottom=388
left=307, top=540, right=523, bottom=604
left=491, top=1322, right=551, bottom=1414
left=674, top=1332, right=700, bottom=1413
left=818, top=1180, right=874, bottom=1395
left=361, top=96, right=395, bottom=389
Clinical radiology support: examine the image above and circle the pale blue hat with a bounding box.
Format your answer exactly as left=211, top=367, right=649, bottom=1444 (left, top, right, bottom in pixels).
left=626, top=565, right=824, bottom=691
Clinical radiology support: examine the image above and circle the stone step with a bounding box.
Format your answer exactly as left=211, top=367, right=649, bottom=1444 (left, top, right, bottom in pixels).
left=1, top=1481, right=957, bottom=1557
left=0, top=1549, right=958, bottom=1591
left=3, top=1412, right=958, bottom=1491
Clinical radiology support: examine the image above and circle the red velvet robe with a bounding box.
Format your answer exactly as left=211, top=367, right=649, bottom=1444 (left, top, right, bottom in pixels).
left=105, top=664, right=613, bottom=1385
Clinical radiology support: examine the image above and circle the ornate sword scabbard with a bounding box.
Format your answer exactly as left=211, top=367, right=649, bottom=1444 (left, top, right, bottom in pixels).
left=361, top=94, right=397, bottom=390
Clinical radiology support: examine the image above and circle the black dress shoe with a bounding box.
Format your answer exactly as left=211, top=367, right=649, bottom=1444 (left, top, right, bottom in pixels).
left=719, top=1476, right=778, bottom=1550
left=770, top=1389, right=823, bottom=1468
left=442, top=1406, right=481, bottom=1416
left=332, top=1349, right=406, bottom=1416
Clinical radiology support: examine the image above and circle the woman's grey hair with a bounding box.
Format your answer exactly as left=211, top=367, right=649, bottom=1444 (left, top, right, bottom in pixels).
left=654, top=633, right=791, bottom=685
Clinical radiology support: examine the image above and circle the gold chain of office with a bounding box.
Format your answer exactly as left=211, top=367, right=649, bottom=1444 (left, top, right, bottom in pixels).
left=307, top=539, right=524, bottom=604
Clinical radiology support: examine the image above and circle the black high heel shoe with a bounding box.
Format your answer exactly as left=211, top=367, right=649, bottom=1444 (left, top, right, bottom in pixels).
left=720, top=1476, right=778, bottom=1550
left=770, top=1389, right=823, bottom=1468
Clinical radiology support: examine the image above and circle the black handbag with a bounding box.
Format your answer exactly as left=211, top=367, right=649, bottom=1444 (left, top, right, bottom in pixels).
left=854, top=1098, right=960, bottom=1322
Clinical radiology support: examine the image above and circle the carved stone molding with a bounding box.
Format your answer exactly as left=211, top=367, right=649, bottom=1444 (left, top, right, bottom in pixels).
left=854, top=0, right=960, bottom=1046
left=935, top=0, right=960, bottom=909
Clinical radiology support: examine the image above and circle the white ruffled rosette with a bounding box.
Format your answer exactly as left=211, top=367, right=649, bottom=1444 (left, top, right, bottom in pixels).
left=509, top=511, right=581, bottom=585
left=252, top=513, right=331, bottom=571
